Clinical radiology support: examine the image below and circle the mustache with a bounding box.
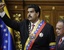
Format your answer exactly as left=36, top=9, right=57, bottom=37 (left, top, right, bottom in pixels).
left=28, top=15, right=32, bottom=18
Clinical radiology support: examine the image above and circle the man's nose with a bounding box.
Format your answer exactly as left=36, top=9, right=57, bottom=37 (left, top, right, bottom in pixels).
left=56, top=29, right=58, bottom=33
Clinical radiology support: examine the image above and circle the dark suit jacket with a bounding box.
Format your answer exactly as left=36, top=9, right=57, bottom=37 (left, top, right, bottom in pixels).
left=1, top=14, right=55, bottom=50
left=56, top=36, right=64, bottom=50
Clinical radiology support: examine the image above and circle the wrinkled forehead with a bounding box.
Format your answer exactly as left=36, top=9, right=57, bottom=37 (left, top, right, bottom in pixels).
left=56, top=22, right=64, bottom=28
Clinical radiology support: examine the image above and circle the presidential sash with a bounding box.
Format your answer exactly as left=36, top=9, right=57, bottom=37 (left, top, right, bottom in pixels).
left=24, top=20, right=46, bottom=50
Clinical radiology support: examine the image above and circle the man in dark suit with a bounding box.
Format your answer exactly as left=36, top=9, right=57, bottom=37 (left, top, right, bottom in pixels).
left=0, top=3, right=56, bottom=50
left=56, top=20, right=64, bottom=50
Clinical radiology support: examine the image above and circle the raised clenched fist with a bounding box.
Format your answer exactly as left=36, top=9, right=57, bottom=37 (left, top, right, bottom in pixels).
left=0, top=2, right=5, bottom=12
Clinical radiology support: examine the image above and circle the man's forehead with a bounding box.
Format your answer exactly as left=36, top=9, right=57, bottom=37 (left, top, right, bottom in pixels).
left=56, top=22, right=64, bottom=27
left=28, top=8, right=35, bottom=11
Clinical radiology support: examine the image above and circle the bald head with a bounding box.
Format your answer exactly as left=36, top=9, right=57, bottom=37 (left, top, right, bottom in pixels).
left=56, top=20, right=64, bottom=36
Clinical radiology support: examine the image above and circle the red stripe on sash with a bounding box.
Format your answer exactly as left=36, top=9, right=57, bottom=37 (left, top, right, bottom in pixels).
left=28, top=22, right=46, bottom=50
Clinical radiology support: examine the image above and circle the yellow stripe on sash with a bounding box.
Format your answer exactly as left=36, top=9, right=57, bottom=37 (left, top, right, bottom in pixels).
left=24, top=20, right=41, bottom=50
left=49, top=42, right=56, bottom=46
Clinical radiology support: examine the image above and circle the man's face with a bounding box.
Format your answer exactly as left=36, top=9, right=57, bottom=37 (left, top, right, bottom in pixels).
left=56, top=22, right=64, bottom=36
left=27, top=8, right=39, bottom=23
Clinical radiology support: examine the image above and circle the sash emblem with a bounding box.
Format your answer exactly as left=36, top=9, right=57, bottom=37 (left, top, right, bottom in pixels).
left=39, top=32, right=43, bottom=37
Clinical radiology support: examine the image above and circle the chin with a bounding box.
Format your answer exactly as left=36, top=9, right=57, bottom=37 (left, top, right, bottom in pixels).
left=57, top=35, right=60, bottom=36
left=57, top=34, right=60, bottom=36
left=27, top=18, right=31, bottom=20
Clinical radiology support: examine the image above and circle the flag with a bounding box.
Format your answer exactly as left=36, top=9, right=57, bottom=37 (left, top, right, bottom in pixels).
left=0, top=19, right=16, bottom=50
left=0, top=0, right=16, bottom=50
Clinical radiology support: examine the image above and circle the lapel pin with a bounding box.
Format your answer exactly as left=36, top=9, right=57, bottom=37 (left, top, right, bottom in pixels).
left=39, top=32, right=43, bottom=37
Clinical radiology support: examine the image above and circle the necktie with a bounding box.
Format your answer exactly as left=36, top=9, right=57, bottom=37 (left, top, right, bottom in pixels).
left=32, top=24, right=35, bottom=31
left=58, top=38, right=62, bottom=46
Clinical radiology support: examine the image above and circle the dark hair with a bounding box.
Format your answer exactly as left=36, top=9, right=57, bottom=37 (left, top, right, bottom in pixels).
left=27, top=4, right=40, bottom=18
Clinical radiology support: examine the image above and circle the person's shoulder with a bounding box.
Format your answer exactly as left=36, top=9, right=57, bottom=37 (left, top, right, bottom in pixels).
left=44, top=21, right=53, bottom=28
left=20, top=19, right=30, bottom=24
left=46, top=23, right=52, bottom=26
left=20, top=19, right=29, bottom=22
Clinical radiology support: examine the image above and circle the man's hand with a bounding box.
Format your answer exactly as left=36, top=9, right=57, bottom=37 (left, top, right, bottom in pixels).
left=0, top=2, right=5, bottom=12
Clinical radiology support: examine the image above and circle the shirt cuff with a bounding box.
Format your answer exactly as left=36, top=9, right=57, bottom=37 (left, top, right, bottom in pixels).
left=0, top=12, right=5, bottom=18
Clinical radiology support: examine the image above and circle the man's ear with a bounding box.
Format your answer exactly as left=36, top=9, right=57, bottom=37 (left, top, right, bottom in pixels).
left=37, top=12, right=39, bottom=17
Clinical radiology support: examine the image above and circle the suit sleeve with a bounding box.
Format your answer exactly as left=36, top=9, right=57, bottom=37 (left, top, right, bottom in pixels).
left=48, top=26, right=56, bottom=50
left=0, top=14, right=22, bottom=31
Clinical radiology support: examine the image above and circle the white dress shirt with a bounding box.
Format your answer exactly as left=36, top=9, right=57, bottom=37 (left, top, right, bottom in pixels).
left=29, top=19, right=40, bottom=33
left=0, top=11, right=5, bottom=17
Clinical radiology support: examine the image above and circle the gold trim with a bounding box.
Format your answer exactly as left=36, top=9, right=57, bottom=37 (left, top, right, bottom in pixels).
left=49, top=42, right=56, bottom=46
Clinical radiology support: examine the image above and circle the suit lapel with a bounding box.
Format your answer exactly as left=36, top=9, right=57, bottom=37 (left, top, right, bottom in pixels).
left=59, top=40, right=64, bottom=47
left=56, top=36, right=60, bottom=49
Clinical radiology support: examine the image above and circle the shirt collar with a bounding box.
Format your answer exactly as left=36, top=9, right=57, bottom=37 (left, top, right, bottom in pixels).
left=30, top=19, right=40, bottom=26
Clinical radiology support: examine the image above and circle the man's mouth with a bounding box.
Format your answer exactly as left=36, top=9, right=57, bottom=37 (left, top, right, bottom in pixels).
left=28, top=16, right=32, bottom=18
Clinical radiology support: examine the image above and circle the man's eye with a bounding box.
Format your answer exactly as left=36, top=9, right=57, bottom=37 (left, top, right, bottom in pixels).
left=58, top=28, right=61, bottom=30
left=56, top=28, right=61, bottom=30
left=30, top=11, right=34, bottom=13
